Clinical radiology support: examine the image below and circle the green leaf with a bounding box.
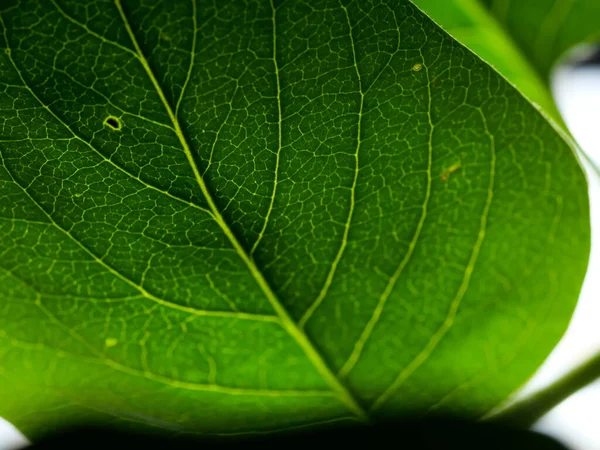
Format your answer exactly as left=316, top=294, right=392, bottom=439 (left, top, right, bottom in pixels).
left=413, top=0, right=600, bottom=126
left=0, top=0, right=590, bottom=439
left=410, top=0, right=559, bottom=119
left=482, top=0, right=600, bottom=79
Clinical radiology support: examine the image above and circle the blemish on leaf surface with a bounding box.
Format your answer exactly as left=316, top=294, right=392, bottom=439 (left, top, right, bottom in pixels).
left=442, top=162, right=462, bottom=181
left=104, top=116, right=122, bottom=131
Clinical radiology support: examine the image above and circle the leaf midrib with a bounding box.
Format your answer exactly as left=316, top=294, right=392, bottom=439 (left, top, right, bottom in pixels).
left=113, top=0, right=369, bottom=422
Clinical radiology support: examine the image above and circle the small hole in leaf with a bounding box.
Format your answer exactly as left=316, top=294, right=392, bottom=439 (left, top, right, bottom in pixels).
left=104, top=116, right=122, bottom=131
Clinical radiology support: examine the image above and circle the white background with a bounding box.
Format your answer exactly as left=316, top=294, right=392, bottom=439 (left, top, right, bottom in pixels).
left=0, top=62, right=599, bottom=450
left=525, top=63, right=600, bottom=450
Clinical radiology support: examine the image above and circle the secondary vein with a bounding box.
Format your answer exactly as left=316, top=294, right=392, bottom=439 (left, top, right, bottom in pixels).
left=175, top=0, right=197, bottom=116
left=36, top=298, right=332, bottom=397
left=0, top=28, right=210, bottom=217
left=338, top=48, right=434, bottom=379
left=370, top=104, right=497, bottom=413
left=0, top=15, right=272, bottom=324
left=0, top=152, right=276, bottom=323
left=251, top=0, right=283, bottom=255
left=114, top=0, right=368, bottom=421
left=298, top=1, right=363, bottom=329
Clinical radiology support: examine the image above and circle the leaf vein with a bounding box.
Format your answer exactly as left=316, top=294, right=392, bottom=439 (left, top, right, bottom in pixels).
left=338, top=47, right=434, bottom=379
left=0, top=27, right=212, bottom=217
left=174, top=0, right=197, bottom=117
left=298, top=1, right=364, bottom=329
left=34, top=297, right=331, bottom=397
left=50, top=0, right=138, bottom=58
left=251, top=0, right=283, bottom=255
left=0, top=143, right=277, bottom=323
left=113, top=0, right=368, bottom=421
left=370, top=106, right=497, bottom=412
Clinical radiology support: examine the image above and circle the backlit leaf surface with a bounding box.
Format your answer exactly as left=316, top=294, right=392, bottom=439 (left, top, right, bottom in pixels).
left=0, top=0, right=590, bottom=438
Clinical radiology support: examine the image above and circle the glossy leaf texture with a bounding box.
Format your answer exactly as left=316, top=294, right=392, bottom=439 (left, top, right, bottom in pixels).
left=0, top=0, right=590, bottom=439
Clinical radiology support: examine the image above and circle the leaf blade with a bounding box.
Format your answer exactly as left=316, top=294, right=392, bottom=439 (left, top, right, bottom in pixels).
left=0, top=0, right=590, bottom=438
